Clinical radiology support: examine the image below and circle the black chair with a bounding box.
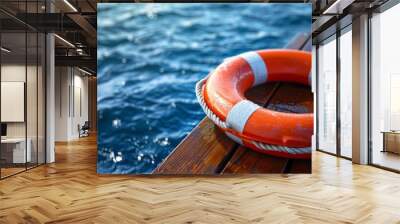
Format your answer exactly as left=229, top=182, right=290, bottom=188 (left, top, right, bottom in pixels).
left=79, top=121, right=90, bottom=138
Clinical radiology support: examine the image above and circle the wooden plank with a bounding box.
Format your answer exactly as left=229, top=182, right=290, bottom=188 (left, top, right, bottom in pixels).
left=266, top=83, right=313, bottom=114
left=286, top=33, right=309, bottom=50
left=153, top=83, right=280, bottom=174
left=221, top=147, right=289, bottom=174
left=153, top=117, right=235, bottom=174
left=303, top=38, right=312, bottom=52
left=284, top=159, right=312, bottom=174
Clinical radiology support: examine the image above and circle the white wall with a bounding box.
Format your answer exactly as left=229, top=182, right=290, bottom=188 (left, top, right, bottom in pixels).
left=1, top=65, right=39, bottom=138
left=72, top=72, right=89, bottom=138
left=55, top=66, right=69, bottom=141
left=1, top=82, right=25, bottom=122
left=1, top=65, right=26, bottom=130
left=54, top=67, right=89, bottom=141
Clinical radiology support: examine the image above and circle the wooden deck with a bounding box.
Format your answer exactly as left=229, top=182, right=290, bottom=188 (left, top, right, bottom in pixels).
left=154, top=34, right=312, bottom=174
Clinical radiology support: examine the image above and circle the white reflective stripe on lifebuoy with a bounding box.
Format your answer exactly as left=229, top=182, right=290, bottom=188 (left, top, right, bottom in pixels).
left=226, top=100, right=260, bottom=133
left=239, top=51, right=268, bottom=86
left=225, top=132, right=243, bottom=145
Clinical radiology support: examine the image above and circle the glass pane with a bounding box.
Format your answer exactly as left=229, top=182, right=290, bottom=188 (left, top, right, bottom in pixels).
left=339, top=29, right=352, bottom=158
left=26, top=0, right=38, bottom=169
left=1, top=30, right=27, bottom=177
left=371, top=4, right=400, bottom=171
left=312, top=45, right=317, bottom=151
left=27, top=31, right=38, bottom=169
left=38, top=33, right=45, bottom=165
left=317, top=36, right=337, bottom=154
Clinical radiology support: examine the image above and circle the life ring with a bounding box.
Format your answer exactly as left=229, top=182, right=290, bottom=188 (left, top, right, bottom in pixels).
left=196, top=49, right=313, bottom=159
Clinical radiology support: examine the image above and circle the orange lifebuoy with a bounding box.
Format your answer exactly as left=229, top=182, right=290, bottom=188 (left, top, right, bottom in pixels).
left=196, top=49, right=313, bottom=159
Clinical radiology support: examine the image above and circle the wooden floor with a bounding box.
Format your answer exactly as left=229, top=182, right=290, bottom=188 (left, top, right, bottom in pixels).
left=1, top=167, right=26, bottom=178
left=1, top=163, right=44, bottom=178
left=0, top=135, right=400, bottom=223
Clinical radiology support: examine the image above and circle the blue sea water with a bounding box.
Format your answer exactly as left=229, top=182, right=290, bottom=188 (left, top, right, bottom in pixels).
left=97, top=3, right=311, bottom=174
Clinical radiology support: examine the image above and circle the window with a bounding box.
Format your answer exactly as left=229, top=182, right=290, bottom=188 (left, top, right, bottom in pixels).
left=339, top=27, right=352, bottom=158
left=370, top=3, right=400, bottom=171
left=317, top=35, right=337, bottom=154
left=0, top=1, right=46, bottom=179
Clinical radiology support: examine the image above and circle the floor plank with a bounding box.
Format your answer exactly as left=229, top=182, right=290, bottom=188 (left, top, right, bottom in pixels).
left=222, top=147, right=288, bottom=174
